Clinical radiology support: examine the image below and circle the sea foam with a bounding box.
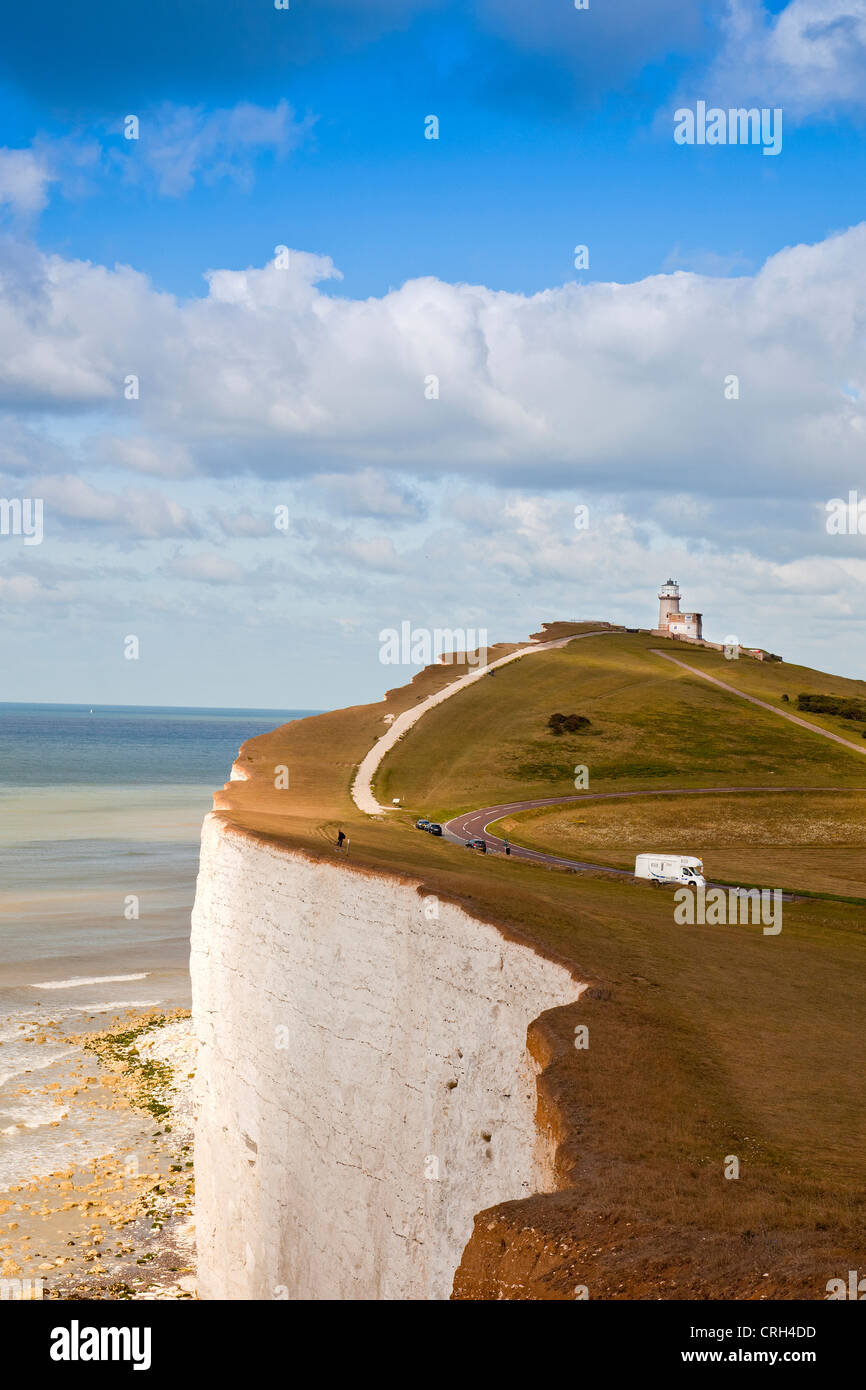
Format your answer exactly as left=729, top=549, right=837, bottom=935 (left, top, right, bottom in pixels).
left=28, top=973, right=150, bottom=990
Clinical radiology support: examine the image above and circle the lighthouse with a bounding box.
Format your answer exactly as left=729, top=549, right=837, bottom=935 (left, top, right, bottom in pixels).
left=656, top=579, right=702, bottom=640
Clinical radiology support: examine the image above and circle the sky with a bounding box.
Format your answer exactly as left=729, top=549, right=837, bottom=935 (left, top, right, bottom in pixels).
left=3, top=0, right=866, bottom=708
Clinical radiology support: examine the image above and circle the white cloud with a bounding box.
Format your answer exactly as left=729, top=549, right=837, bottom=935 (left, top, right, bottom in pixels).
left=3, top=226, right=866, bottom=505
left=313, top=468, right=425, bottom=519
left=210, top=507, right=275, bottom=538
left=93, top=435, right=195, bottom=478
left=7, top=472, right=866, bottom=690
left=336, top=535, right=405, bottom=571
left=165, top=551, right=248, bottom=583
left=0, top=102, right=313, bottom=225
left=663, top=245, right=753, bottom=276
left=0, top=572, right=70, bottom=603
left=119, top=100, right=316, bottom=197
left=0, top=148, right=54, bottom=214
left=31, top=474, right=199, bottom=538
left=696, top=0, right=866, bottom=119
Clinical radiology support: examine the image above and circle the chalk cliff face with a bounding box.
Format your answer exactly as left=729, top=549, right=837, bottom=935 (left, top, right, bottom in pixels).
left=190, top=813, right=581, bottom=1300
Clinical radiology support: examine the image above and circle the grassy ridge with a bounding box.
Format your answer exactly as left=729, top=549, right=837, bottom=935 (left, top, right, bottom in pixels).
left=376, top=633, right=866, bottom=817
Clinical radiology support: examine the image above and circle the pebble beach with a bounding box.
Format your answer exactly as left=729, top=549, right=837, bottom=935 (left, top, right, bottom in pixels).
left=0, top=1009, right=198, bottom=1299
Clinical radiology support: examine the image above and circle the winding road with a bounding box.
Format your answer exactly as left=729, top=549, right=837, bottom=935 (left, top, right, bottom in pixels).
left=441, top=786, right=855, bottom=884
left=357, top=636, right=866, bottom=893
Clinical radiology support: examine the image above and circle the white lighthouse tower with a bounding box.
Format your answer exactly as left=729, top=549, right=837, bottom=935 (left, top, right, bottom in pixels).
left=658, top=579, right=680, bottom=630
left=656, top=579, right=702, bottom=640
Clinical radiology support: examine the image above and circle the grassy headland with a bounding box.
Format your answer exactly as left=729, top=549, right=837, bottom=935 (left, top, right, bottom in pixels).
left=211, top=627, right=866, bottom=1298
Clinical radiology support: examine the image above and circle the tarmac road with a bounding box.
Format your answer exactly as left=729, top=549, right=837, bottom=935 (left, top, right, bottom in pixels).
left=441, top=785, right=857, bottom=894
left=443, top=793, right=632, bottom=875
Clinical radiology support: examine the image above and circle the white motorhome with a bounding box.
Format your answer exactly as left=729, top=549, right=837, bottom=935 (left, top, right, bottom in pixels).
left=634, top=853, right=705, bottom=887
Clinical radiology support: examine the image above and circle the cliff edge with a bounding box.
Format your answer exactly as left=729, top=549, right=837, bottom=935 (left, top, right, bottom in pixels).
left=191, top=815, right=583, bottom=1299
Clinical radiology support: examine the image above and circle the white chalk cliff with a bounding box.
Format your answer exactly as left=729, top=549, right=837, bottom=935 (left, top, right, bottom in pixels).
left=191, top=813, right=582, bottom=1300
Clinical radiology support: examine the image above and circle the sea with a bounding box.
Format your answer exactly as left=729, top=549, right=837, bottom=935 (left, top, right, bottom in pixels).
left=0, top=702, right=315, bottom=1191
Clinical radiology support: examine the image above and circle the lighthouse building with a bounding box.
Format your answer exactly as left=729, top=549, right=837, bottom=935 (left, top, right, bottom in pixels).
left=656, top=579, right=702, bottom=640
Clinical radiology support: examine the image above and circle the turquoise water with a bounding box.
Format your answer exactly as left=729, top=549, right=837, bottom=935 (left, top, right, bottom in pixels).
left=0, top=702, right=316, bottom=1187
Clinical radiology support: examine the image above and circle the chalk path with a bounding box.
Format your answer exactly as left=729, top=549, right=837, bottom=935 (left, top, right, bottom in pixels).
left=351, top=630, right=617, bottom=815
left=651, top=650, right=866, bottom=757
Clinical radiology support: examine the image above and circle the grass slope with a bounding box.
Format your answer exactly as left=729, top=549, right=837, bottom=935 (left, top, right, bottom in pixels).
left=376, top=633, right=866, bottom=817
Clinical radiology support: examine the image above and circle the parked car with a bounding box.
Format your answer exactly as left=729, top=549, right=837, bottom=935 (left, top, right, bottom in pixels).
left=465, top=838, right=487, bottom=853
left=415, top=818, right=431, bottom=830
left=427, top=823, right=442, bottom=836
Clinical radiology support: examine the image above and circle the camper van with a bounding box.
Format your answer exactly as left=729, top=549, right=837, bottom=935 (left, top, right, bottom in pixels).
left=634, top=853, right=705, bottom=888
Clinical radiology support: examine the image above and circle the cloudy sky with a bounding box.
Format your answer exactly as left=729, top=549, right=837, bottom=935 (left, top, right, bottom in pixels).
left=2, top=0, right=866, bottom=708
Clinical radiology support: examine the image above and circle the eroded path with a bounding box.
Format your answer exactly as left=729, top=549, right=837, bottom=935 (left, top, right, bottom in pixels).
left=652, top=650, right=866, bottom=757
left=352, top=629, right=618, bottom=815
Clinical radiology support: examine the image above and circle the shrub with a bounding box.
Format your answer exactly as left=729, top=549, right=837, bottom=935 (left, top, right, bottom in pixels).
left=797, top=693, right=866, bottom=721
left=547, top=712, right=591, bottom=736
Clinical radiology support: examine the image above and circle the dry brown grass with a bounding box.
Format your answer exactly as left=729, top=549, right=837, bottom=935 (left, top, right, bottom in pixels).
left=493, top=789, right=866, bottom=897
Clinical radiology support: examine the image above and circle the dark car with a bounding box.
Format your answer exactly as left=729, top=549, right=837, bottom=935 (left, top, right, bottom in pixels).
left=465, top=838, right=487, bottom=852
left=427, top=823, right=442, bottom=836
left=415, top=818, right=431, bottom=830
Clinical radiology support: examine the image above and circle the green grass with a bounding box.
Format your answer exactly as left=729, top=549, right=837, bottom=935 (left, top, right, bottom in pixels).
left=375, top=633, right=866, bottom=818
left=82, top=1014, right=178, bottom=1120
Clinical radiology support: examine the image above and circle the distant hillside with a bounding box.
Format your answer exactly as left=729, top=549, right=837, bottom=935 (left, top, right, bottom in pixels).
left=376, top=631, right=866, bottom=817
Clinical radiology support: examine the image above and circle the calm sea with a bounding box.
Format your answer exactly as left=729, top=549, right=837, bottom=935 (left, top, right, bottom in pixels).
left=0, top=702, right=316, bottom=1189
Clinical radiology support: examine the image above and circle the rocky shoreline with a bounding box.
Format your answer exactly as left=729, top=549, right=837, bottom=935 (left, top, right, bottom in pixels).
left=0, top=1009, right=197, bottom=1300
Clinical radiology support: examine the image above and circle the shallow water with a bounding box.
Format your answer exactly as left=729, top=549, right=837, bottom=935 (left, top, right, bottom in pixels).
left=0, top=702, right=314, bottom=1189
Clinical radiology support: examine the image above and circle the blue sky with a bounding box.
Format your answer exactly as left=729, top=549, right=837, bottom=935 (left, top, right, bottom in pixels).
left=3, top=0, right=866, bottom=707
left=5, top=2, right=864, bottom=298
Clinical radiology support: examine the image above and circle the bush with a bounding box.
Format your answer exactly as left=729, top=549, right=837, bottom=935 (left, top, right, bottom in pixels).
left=781, top=694, right=789, bottom=703
left=547, top=712, right=591, bottom=736
left=797, top=693, right=866, bottom=721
